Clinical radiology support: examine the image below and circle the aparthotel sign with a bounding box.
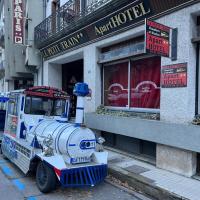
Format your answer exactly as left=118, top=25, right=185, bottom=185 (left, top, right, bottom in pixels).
left=145, top=19, right=171, bottom=57
left=161, top=63, right=187, bottom=88
left=41, top=0, right=152, bottom=59
left=13, top=0, right=24, bottom=44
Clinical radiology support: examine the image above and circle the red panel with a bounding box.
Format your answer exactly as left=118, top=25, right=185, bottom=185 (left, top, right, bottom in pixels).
left=130, top=57, right=161, bottom=109
left=24, top=86, right=69, bottom=99
left=104, top=62, right=128, bottom=107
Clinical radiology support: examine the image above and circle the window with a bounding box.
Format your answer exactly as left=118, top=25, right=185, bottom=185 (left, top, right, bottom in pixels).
left=104, top=62, right=128, bottom=107
left=25, top=96, right=53, bottom=115
left=8, top=95, right=19, bottom=116
left=130, top=57, right=160, bottom=109
left=103, top=56, right=161, bottom=110
left=86, top=0, right=111, bottom=12
left=25, top=96, right=66, bottom=116
left=6, top=95, right=19, bottom=136
left=53, top=99, right=66, bottom=116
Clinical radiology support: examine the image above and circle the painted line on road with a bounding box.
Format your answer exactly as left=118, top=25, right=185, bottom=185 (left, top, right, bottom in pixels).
left=27, top=197, right=37, bottom=200
left=0, top=159, right=6, bottom=164
left=0, top=163, right=13, bottom=177
left=2, top=165, right=13, bottom=176
left=12, top=179, right=25, bottom=191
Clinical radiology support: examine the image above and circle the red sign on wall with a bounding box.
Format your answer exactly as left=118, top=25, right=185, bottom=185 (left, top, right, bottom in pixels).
left=13, top=0, right=24, bottom=44
left=145, top=19, right=170, bottom=57
left=161, top=63, right=187, bottom=88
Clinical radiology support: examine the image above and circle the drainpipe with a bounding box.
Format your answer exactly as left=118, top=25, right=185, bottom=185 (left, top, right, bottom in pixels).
left=195, top=43, right=200, bottom=115
left=81, top=0, right=86, bottom=14
left=43, top=0, right=46, bottom=19
left=40, top=0, right=47, bottom=86
left=40, top=55, right=44, bottom=86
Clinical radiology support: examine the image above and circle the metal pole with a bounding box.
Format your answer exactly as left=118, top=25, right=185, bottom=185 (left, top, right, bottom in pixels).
left=195, top=43, right=199, bottom=115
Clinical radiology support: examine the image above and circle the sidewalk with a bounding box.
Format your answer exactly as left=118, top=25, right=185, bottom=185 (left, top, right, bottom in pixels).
left=107, top=149, right=200, bottom=200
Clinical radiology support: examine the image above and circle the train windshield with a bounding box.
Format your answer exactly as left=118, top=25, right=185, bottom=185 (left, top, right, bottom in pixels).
left=24, top=96, right=66, bottom=116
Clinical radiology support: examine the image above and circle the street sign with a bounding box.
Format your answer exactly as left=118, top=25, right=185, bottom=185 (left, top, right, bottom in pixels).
left=13, top=0, right=24, bottom=44
left=145, top=19, right=171, bottom=57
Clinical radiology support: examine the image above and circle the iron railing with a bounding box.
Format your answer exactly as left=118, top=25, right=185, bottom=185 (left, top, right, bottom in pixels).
left=34, top=0, right=111, bottom=46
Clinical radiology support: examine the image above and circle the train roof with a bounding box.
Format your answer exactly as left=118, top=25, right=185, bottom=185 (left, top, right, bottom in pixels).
left=10, top=86, right=69, bottom=99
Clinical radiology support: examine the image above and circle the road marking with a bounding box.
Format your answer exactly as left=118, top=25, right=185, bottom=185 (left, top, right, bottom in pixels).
left=2, top=166, right=13, bottom=176
left=0, top=163, right=13, bottom=176
left=12, top=179, right=25, bottom=191
left=0, top=159, right=6, bottom=164
left=27, top=197, right=37, bottom=200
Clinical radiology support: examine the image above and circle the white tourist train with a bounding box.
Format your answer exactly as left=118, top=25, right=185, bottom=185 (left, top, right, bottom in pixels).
left=1, top=83, right=108, bottom=193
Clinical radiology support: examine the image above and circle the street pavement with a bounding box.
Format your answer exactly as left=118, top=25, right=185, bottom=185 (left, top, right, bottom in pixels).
left=0, top=155, right=152, bottom=200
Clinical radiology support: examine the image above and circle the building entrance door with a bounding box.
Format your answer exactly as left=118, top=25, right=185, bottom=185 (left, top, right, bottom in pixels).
left=62, top=59, right=83, bottom=118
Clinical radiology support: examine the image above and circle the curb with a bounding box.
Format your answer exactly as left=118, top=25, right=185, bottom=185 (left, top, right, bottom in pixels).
left=108, top=165, right=190, bottom=200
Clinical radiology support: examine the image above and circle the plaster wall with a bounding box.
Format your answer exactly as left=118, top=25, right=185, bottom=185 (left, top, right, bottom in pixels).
left=157, top=144, right=197, bottom=177
left=84, top=45, right=101, bottom=113
left=46, top=0, right=52, bottom=17
left=26, top=0, right=43, bottom=67
left=157, top=6, right=198, bottom=124
left=44, top=62, right=62, bottom=89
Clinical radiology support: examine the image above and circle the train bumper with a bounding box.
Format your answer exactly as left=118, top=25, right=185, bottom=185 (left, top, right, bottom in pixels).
left=55, top=164, right=107, bottom=187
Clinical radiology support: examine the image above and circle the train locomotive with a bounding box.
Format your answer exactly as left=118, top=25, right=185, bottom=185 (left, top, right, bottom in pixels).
left=1, top=83, right=108, bottom=193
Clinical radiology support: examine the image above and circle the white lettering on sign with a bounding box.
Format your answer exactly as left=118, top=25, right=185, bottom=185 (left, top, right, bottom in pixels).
left=13, top=0, right=24, bottom=44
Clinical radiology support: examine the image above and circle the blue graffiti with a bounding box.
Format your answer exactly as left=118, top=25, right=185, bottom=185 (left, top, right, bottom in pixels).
left=2, top=136, right=17, bottom=159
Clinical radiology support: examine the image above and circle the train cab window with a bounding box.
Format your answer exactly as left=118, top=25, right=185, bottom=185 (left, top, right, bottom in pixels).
left=31, top=97, right=50, bottom=115
left=24, top=97, right=31, bottom=114
left=8, top=96, right=19, bottom=116
left=25, top=96, right=66, bottom=116
left=53, top=99, right=66, bottom=116
left=25, top=96, right=52, bottom=115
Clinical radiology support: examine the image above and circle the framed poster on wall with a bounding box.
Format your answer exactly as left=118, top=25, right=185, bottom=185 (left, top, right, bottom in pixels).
left=161, top=63, right=187, bottom=88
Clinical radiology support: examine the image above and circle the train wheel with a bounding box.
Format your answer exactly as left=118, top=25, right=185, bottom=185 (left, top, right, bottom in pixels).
left=36, top=161, right=56, bottom=193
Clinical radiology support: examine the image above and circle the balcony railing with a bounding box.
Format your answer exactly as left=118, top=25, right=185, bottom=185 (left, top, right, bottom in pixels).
left=34, top=0, right=111, bottom=47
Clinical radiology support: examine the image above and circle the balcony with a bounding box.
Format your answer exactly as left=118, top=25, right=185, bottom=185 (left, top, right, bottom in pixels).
left=34, top=0, right=115, bottom=48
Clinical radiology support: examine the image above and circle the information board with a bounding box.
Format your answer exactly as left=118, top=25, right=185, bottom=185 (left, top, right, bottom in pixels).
left=145, top=19, right=170, bottom=57
left=161, top=63, right=187, bottom=88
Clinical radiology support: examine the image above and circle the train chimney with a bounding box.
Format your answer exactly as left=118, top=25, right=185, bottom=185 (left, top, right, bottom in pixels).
left=73, top=83, right=89, bottom=126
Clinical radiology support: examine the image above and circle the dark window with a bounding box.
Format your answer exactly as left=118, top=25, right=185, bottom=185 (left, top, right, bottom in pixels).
left=102, top=131, right=156, bottom=159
